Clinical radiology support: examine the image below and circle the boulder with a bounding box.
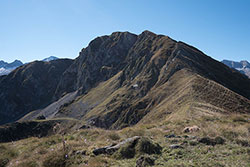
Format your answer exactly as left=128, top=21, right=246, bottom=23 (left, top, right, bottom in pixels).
left=93, top=136, right=140, bottom=156
left=198, top=136, right=226, bottom=146
left=183, top=125, right=200, bottom=133
left=93, top=136, right=162, bottom=159
left=114, top=137, right=161, bottom=159
left=198, top=137, right=216, bottom=146
left=169, top=144, right=184, bottom=149
left=165, top=134, right=177, bottom=138
left=71, top=150, right=86, bottom=156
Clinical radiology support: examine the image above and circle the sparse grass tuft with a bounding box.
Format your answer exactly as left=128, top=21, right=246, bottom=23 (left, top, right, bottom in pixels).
left=42, top=150, right=67, bottom=167
left=108, top=132, right=121, bottom=141
left=135, top=137, right=162, bottom=155
left=114, top=143, right=136, bottom=159
left=18, top=161, right=38, bottom=167
left=0, top=110, right=249, bottom=167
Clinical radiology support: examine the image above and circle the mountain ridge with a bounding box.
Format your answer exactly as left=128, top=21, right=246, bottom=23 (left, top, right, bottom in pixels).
left=18, top=30, right=250, bottom=130
left=1, top=31, right=250, bottom=129
left=0, top=56, right=59, bottom=76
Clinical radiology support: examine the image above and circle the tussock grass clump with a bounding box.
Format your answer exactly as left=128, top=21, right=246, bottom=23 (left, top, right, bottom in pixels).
left=113, top=137, right=161, bottom=159
left=42, top=136, right=61, bottom=148
left=0, top=144, right=18, bottom=167
left=235, top=139, right=250, bottom=147
left=214, top=136, right=226, bottom=145
left=37, top=147, right=48, bottom=155
left=221, top=130, right=239, bottom=141
left=121, top=128, right=146, bottom=138
left=136, top=155, right=155, bottom=167
left=108, top=132, right=121, bottom=141
left=232, top=115, right=249, bottom=123
left=42, top=151, right=67, bottom=167
left=135, top=138, right=161, bottom=155
left=18, top=161, right=38, bottom=167
left=114, top=142, right=136, bottom=159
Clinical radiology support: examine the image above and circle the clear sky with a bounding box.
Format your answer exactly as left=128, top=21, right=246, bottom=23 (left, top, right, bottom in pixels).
left=0, top=0, right=250, bottom=63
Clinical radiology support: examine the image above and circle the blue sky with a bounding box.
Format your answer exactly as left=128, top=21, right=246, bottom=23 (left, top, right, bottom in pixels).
left=0, top=0, right=249, bottom=63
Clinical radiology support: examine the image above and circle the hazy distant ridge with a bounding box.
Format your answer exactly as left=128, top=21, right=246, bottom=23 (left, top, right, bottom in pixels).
left=222, top=60, right=250, bottom=78
left=0, top=56, right=58, bottom=76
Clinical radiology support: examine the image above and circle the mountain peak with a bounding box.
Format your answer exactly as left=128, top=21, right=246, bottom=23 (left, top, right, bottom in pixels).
left=111, top=31, right=136, bottom=36
left=11, top=60, right=23, bottom=65
left=141, top=30, right=156, bottom=35
left=42, top=56, right=58, bottom=62
left=222, top=59, right=250, bottom=78
left=1, top=31, right=250, bottom=129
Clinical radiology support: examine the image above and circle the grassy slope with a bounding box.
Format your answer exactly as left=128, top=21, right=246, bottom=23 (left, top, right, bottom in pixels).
left=0, top=112, right=249, bottom=167
left=67, top=67, right=250, bottom=129
left=1, top=70, right=250, bottom=166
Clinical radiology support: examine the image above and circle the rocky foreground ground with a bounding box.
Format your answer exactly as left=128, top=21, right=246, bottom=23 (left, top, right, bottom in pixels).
left=0, top=113, right=249, bottom=167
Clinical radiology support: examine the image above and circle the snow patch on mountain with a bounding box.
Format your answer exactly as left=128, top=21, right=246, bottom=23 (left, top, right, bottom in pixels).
left=222, top=60, right=250, bottom=78
left=0, top=60, right=23, bottom=76
left=42, top=56, right=58, bottom=62
left=0, top=56, right=59, bottom=76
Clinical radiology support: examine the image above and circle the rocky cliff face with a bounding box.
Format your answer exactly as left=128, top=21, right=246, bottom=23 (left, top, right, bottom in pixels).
left=21, top=31, right=250, bottom=129
left=54, top=31, right=250, bottom=101
left=0, top=59, right=73, bottom=125
left=54, top=32, right=138, bottom=98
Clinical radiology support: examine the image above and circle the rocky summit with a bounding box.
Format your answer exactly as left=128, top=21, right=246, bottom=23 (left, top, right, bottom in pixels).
left=19, top=30, right=250, bottom=129
left=0, top=31, right=250, bottom=167
left=1, top=31, right=250, bottom=128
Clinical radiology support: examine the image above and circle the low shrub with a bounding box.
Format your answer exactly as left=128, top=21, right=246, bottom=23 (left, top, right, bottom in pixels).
left=113, top=137, right=161, bottom=159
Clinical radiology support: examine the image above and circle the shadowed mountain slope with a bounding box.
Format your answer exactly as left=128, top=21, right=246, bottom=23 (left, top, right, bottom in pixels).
left=21, top=31, right=250, bottom=129
left=0, top=59, right=73, bottom=125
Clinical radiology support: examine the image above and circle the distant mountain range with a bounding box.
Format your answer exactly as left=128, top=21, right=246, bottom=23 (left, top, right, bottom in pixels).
left=222, top=60, right=250, bottom=78
left=0, top=60, right=23, bottom=76
left=0, top=56, right=58, bottom=76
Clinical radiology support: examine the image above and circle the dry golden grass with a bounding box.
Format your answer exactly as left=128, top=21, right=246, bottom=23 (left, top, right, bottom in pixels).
left=1, top=112, right=250, bottom=167
left=1, top=69, right=250, bottom=166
